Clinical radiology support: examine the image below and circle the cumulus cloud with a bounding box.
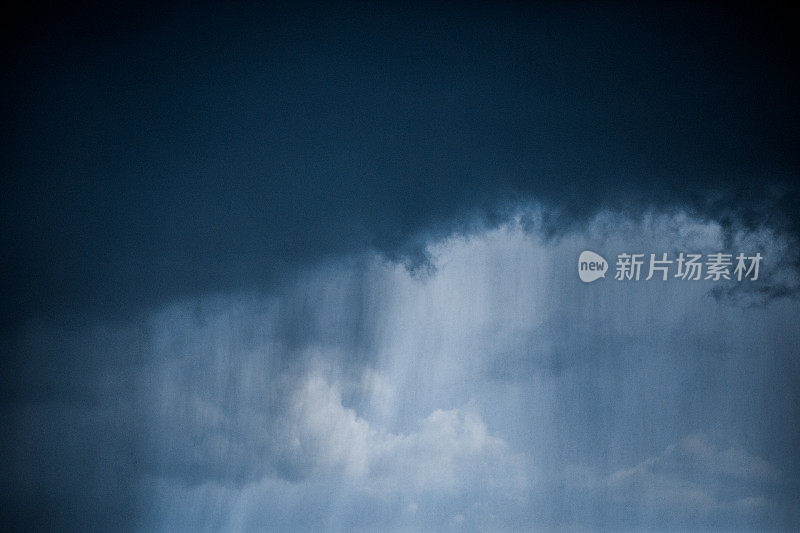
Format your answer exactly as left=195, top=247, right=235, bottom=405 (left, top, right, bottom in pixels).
left=4, top=5, right=799, bottom=529
left=285, top=372, right=525, bottom=494
left=3, top=206, right=798, bottom=530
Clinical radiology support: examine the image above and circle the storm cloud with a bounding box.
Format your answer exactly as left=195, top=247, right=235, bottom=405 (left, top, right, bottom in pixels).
left=3, top=208, right=799, bottom=530
left=2, top=2, right=799, bottom=329
left=1, top=2, right=799, bottom=531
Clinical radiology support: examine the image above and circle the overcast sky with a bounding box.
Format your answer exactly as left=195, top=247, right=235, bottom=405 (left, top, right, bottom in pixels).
left=1, top=2, right=799, bottom=531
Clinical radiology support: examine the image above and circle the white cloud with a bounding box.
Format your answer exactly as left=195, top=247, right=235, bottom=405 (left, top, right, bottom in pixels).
left=123, top=205, right=798, bottom=529
left=285, top=370, right=526, bottom=495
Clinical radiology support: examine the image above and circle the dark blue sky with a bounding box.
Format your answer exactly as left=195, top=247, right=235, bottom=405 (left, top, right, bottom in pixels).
left=1, top=2, right=799, bottom=531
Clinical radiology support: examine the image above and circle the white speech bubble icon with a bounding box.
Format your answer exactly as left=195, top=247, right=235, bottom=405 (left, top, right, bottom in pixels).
left=578, top=251, right=608, bottom=282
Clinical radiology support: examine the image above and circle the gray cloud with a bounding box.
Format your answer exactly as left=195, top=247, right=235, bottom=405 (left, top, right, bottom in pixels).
left=3, top=4, right=799, bottom=529
left=5, top=206, right=797, bottom=530
left=1, top=3, right=798, bottom=333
